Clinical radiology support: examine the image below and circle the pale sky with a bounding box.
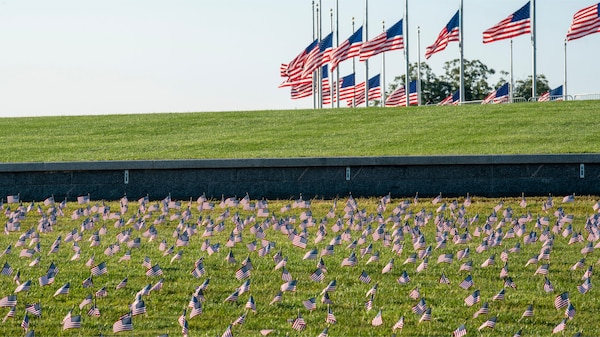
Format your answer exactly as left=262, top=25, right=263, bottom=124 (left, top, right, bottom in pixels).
left=0, top=0, right=596, bottom=117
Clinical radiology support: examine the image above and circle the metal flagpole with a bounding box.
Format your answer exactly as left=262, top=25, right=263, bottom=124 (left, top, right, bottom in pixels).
left=564, top=39, right=567, bottom=101
left=364, top=0, right=369, bottom=106
left=312, top=1, right=316, bottom=109
left=459, top=0, right=465, bottom=103
left=381, top=21, right=386, bottom=106
left=405, top=0, right=410, bottom=107
left=352, top=17, right=356, bottom=108
left=330, top=8, right=334, bottom=109
left=318, top=0, right=323, bottom=109
left=510, top=40, right=514, bottom=103
left=417, top=26, right=422, bottom=106
left=336, top=0, right=340, bottom=108
left=531, top=0, right=537, bottom=101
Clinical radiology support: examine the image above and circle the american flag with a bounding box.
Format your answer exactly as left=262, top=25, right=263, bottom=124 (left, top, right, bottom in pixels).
left=371, top=309, right=383, bottom=326
left=302, top=297, right=316, bottom=311
left=554, top=292, right=570, bottom=309
left=359, top=18, right=404, bottom=61
left=53, top=282, right=70, bottom=296
left=21, top=312, right=29, bottom=331
left=397, top=270, right=411, bottom=284
left=112, top=315, right=133, bottom=333
left=338, top=73, right=358, bottom=102
left=317, top=327, right=329, bottom=337
left=392, top=315, right=404, bottom=331
left=291, top=313, right=306, bottom=331
left=438, top=90, right=460, bottom=105
left=145, top=264, right=163, bottom=277
left=567, top=3, right=600, bottom=41
left=522, top=304, right=534, bottom=318
left=232, top=311, right=246, bottom=325
left=331, top=26, right=363, bottom=70
left=425, top=11, right=460, bottom=59
left=353, top=74, right=382, bottom=107
left=482, top=83, right=510, bottom=104
left=483, top=2, right=531, bottom=43
left=24, top=303, right=41, bottom=317
left=385, top=80, right=418, bottom=107
left=326, top=305, right=337, bottom=324
left=221, top=324, right=234, bottom=337
left=359, top=270, right=372, bottom=284
left=1, top=262, right=13, bottom=275
left=419, top=307, right=432, bottom=323
left=474, top=302, right=489, bottom=318
left=90, top=262, right=107, bottom=276
left=235, top=264, right=250, bottom=281
left=465, top=289, right=480, bottom=307
left=492, top=288, right=505, bottom=301
left=245, top=295, right=257, bottom=312
left=552, top=318, right=567, bottom=334
left=565, top=302, right=576, bottom=320
left=412, top=298, right=427, bottom=315
left=302, top=32, right=334, bottom=78
left=459, top=275, right=474, bottom=289
left=478, top=316, right=497, bottom=330
left=538, top=85, right=564, bottom=102
left=453, top=324, right=467, bottom=337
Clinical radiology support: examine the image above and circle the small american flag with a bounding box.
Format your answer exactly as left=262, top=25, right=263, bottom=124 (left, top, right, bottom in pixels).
left=453, top=324, right=467, bottom=337
left=392, top=315, right=404, bottom=331
left=552, top=318, right=567, bottom=334
left=554, top=292, right=570, bottom=309
left=522, top=304, right=534, bottom=318
left=465, top=290, right=480, bottom=307
left=478, top=316, right=497, bottom=331
left=371, top=309, right=383, bottom=326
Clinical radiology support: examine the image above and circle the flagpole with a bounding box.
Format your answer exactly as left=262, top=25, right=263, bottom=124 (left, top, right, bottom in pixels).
left=459, top=0, right=465, bottom=103
left=563, top=38, right=567, bottom=101
left=510, top=39, right=514, bottom=103
left=330, top=8, right=334, bottom=109
left=364, top=0, right=369, bottom=106
left=336, top=0, right=340, bottom=108
left=531, top=0, right=537, bottom=101
left=318, top=0, right=323, bottom=109
left=381, top=21, right=386, bottom=106
left=312, top=1, right=316, bottom=110
left=352, top=17, right=356, bottom=108
left=405, top=0, right=410, bottom=107
left=417, top=26, right=422, bottom=106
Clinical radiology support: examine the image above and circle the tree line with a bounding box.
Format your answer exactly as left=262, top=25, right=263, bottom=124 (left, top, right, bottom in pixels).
left=386, top=59, right=551, bottom=104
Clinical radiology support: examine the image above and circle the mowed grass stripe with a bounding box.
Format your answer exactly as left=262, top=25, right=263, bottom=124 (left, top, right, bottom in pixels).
left=1, top=100, right=599, bottom=162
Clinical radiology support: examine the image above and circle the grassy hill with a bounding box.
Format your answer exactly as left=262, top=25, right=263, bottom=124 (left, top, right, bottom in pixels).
left=1, top=101, right=598, bottom=163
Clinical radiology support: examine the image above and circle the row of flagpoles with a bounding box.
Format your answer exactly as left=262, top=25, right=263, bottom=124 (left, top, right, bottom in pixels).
left=280, top=1, right=600, bottom=108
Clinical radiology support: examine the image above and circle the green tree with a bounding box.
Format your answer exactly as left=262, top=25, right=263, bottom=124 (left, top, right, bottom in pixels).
left=385, top=59, right=498, bottom=104
left=441, top=59, right=496, bottom=101
left=513, top=75, right=550, bottom=101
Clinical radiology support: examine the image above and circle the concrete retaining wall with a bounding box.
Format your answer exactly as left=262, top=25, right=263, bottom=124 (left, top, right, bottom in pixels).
left=0, top=154, right=598, bottom=201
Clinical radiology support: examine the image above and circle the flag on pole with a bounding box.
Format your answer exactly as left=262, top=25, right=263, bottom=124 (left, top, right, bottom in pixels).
left=303, top=32, right=334, bottom=78
left=359, top=19, right=404, bottom=61
left=331, top=26, right=363, bottom=70
left=385, top=80, right=418, bottom=107
left=354, top=74, right=382, bottom=106
left=538, top=85, right=564, bottom=101
left=438, top=90, right=460, bottom=105
left=425, top=11, right=460, bottom=59
left=566, top=3, right=600, bottom=41
left=338, top=73, right=358, bottom=102
left=482, top=83, right=510, bottom=104
left=483, top=2, right=531, bottom=43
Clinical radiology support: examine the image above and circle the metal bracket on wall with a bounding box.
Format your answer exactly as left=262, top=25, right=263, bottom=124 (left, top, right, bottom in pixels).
left=580, top=164, right=585, bottom=179
left=124, top=170, right=129, bottom=184
left=346, top=167, right=351, bottom=181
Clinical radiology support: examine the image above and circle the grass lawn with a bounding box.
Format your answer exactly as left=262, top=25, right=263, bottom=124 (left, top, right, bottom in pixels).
left=0, top=194, right=599, bottom=336
left=1, top=101, right=599, bottom=162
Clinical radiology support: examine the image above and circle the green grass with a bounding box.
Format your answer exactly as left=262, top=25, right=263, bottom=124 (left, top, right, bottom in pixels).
left=1, top=100, right=599, bottom=162
left=1, top=195, right=599, bottom=336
